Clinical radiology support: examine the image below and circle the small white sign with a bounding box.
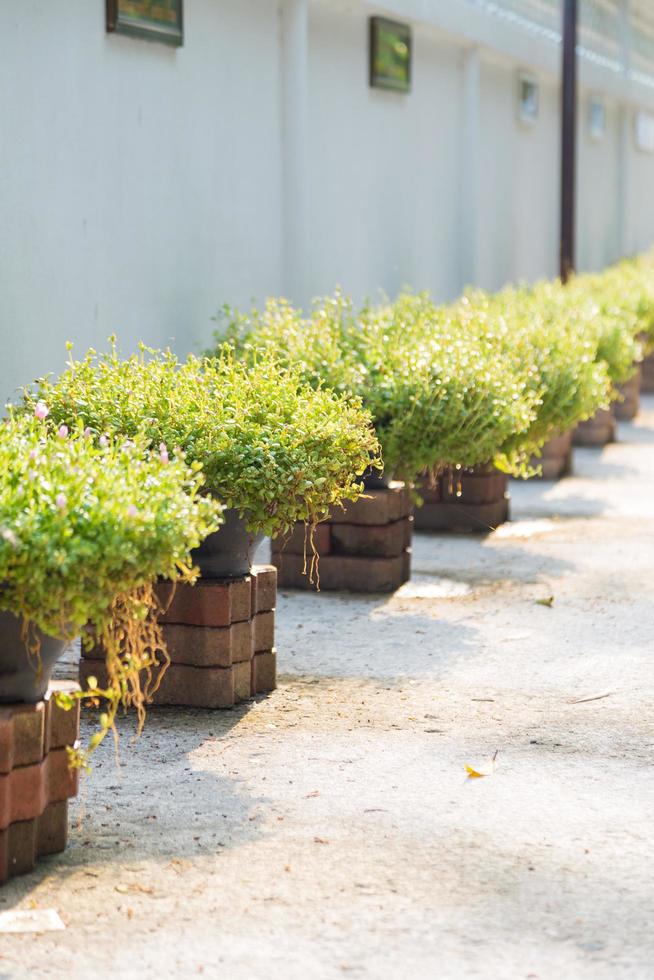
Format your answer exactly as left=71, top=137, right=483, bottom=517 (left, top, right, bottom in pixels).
left=0, top=909, right=66, bottom=933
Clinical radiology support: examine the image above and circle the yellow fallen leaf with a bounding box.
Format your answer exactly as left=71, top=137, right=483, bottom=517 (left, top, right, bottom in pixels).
left=465, top=750, right=499, bottom=779
left=535, top=596, right=554, bottom=607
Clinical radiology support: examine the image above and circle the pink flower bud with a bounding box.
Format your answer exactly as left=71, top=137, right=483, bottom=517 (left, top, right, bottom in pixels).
left=58, top=424, right=69, bottom=439
left=99, top=435, right=108, bottom=448
left=83, top=427, right=92, bottom=439
left=127, top=504, right=138, bottom=518
left=34, top=402, right=49, bottom=421
left=159, top=443, right=169, bottom=465
left=55, top=493, right=67, bottom=510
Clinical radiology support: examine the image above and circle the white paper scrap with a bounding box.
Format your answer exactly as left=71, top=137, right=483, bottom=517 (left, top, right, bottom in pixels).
left=0, top=909, right=65, bottom=933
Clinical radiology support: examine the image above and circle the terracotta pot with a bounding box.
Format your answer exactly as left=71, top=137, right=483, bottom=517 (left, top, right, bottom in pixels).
left=191, top=508, right=265, bottom=579
left=0, top=610, right=68, bottom=703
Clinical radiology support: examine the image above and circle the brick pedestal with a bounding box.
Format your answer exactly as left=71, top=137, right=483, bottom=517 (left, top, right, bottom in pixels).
left=1, top=682, right=80, bottom=885
left=271, top=483, right=412, bottom=593
left=614, top=367, right=641, bottom=421
left=573, top=406, right=616, bottom=447
left=529, top=431, right=573, bottom=480
left=641, top=352, right=654, bottom=394
left=414, top=466, right=509, bottom=533
left=80, top=567, right=277, bottom=709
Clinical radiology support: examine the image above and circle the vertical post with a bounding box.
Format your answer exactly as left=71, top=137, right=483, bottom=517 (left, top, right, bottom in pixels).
left=617, top=0, right=631, bottom=258
left=560, top=0, right=578, bottom=283
left=460, top=46, right=481, bottom=290
left=281, top=0, right=309, bottom=302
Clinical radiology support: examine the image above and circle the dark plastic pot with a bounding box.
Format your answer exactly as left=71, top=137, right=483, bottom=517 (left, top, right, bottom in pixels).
left=192, top=508, right=265, bottom=579
left=362, top=469, right=394, bottom=490
left=0, top=609, right=68, bottom=703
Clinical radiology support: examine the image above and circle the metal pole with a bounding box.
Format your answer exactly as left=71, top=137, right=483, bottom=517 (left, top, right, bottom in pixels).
left=560, top=0, right=578, bottom=283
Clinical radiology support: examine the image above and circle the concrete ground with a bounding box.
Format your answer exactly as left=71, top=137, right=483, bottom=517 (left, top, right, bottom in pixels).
left=2, top=399, right=654, bottom=980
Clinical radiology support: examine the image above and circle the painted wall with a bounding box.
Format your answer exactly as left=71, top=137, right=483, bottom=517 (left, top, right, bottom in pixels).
left=1, top=0, right=654, bottom=404
left=0, top=0, right=282, bottom=404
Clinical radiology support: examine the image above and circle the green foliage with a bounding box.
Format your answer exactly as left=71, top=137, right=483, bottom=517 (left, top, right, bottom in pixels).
left=0, top=413, right=219, bottom=638
left=212, top=291, right=541, bottom=479
left=456, top=279, right=612, bottom=457
left=23, top=342, right=379, bottom=538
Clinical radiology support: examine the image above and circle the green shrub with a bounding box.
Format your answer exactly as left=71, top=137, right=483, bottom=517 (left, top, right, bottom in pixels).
left=213, top=291, right=540, bottom=480
left=456, top=279, right=612, bottom=457
left=23, top=342, right=379, bottom=538
left=0, top=412, right=221, bottom=766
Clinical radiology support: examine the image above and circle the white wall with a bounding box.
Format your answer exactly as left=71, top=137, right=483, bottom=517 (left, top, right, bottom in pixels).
left=306, top=3, right=463, bottom=304
left=2, top=0, right=654, bottom=404
left=0, top=0, right=282, bottom=404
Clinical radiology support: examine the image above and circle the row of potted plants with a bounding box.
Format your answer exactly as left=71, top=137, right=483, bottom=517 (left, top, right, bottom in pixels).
left=3, top=250, right=653, bottom=770
left=212, top=250, right=654, bottom=485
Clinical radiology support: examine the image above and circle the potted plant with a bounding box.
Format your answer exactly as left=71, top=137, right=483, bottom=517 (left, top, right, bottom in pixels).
left=213, top=290, right=539, bottom=489
left=0, top=411, right=221, bottom=766
left=458, top=279, right=612, bottom=477
left=24, top=342, right=379, bottom=579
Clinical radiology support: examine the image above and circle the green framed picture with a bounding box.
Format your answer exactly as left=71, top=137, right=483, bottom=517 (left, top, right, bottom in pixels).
left=106, top=0, right=183, bottom=47
left=369, top=17, right=411, bottom=93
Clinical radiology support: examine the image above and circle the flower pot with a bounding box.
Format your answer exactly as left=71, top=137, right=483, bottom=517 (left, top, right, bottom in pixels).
left=362, top=468, right=394, bottom=490
left=0, top=610, right=68, bottom=703
left=614, top=367, right=641, bottom=421
left=191, top=508, right=265, bottom=579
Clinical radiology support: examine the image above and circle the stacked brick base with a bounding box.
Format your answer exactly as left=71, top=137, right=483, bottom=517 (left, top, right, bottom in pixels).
left=80, top=566, right=277, bottom=710
left=414, top=467, right=509, bottom=533
left=529, top=431, right=573, bottom=480
left=1, top=682, right=80, bottom=884
left=271, top=483, right=412, bottom=593
left=573, top=407, right=616, bottom=447
left=615, top=368, right=641, bottom=421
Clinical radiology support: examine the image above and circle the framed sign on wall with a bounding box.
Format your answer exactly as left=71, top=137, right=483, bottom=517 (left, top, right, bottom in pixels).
left=106, top=0, right=183, bottom=47
left=369, top=17, right=411, bottom=93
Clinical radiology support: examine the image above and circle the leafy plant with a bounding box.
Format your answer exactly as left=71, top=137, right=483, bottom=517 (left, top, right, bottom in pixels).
left=0, top=412, right=221, bottom=767
left=212, top=291, right=540, bottom=480
left=23, top=342, right=379, bottom=539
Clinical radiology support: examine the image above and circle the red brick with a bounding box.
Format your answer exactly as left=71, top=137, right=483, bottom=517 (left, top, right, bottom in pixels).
left=328, top=483, right=411, bottom=526
left=254, top=611, right=275, bottom=653
left=573, top=407, right=616, bottom=447
left=615, top=368, right=641, bottom=421
left=45, top=683, right=81, bottom=754
left=331, top=519, right=408, bottom=558
left=156, top=577, right=251, bottom=628
left=273, top=552, right=409, bottom=593
left=271, top=523, right=331, bottom=557
left=0, top=703, right=45, bottom=774
left=252, top=651, right=277, bottom=695
left=414, top=497, right=509, bottom=533
left=233, top=661, right=252, bottom=703
left=80, top=659, right=235, bottom=710
left=250, top=565, right=278, bottom=613
left=0, top=801, right=69, bottom=885
left=162, top=622, right=251, bottom=668
left=0, top=749, right=77, bottom=832
left=641, top=351, right=654, bottom=393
